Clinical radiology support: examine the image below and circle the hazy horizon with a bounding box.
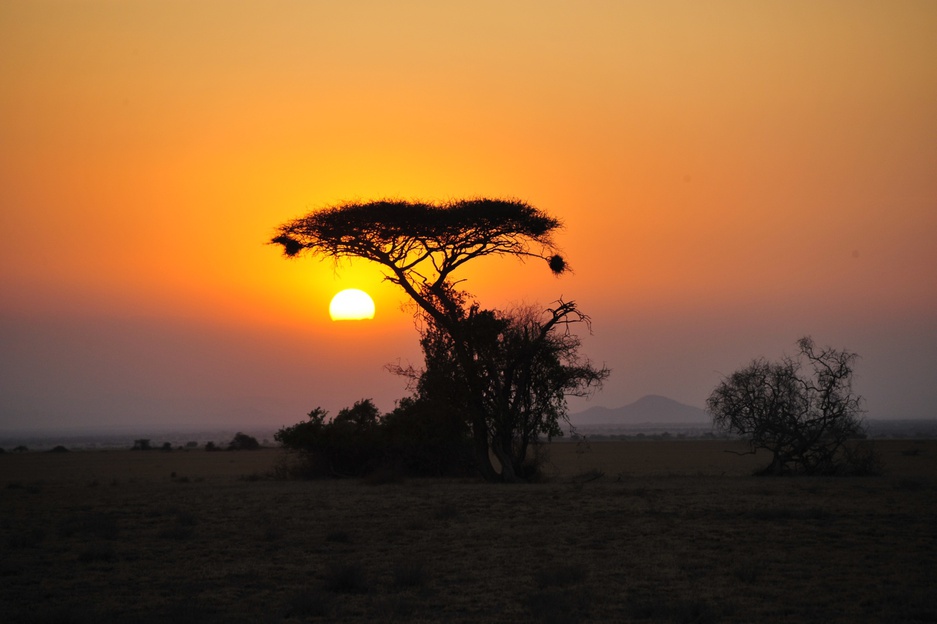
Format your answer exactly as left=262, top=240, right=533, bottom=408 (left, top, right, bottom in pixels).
left=3, top=2, right=936, bottom=432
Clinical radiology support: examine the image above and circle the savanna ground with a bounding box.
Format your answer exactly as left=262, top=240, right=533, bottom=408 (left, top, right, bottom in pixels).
left=2, top=439, right=935, bottom=623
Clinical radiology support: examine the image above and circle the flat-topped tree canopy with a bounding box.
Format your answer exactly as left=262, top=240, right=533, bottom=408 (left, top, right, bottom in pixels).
left=270, top=199, right=568, bottom=290
left=270, top=197, right=600, bottom=483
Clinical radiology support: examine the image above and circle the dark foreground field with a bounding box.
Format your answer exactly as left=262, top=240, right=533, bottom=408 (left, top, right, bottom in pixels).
left=2, top=440, right=936, bottom=623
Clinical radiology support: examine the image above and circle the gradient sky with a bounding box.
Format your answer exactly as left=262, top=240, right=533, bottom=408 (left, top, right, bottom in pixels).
left=2, top=1, right=936, bottom=431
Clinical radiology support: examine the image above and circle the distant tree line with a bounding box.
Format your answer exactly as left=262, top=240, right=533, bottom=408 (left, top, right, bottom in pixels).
left=130, top=433, right=262, bottom=452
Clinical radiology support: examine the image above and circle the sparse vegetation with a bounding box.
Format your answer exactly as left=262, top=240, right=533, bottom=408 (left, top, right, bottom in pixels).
left=57, top=512, right=119, bottom=540
left=533, top=562, right=590, bottom=589
left=6, top=527, right=45, bottom=549
left=625, top=591, right=720, bottom=624
left=0, top=439, right=934, bottom=623
left=323, top=560, right=370, bottom=594
left=282, top=588, right=332, bottom=618
left=77, top=542, right=117, bottom=563
left=708, top=337, right=877, bottom=475
left=391, top=558, right=429, bottom=589
left=227, top=431, right=261, bottom=451
left=325, top=529, right=351, bottom=543
left=275, top=399, right=474, bottom=478
left=526, top=563, right=593, bottom=624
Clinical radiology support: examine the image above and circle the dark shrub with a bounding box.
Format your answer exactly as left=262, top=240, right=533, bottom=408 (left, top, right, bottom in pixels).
left=325, top=529, right=351, bottom=543
left=381, top=397, right=474, bottom=477
left=323, top=561, right=369, bottom=594
left=283, top=589, right=332, bottom=618
left=58, top=513, right=119, bottom=540
left=276, top=401, right=383, bottom=477
left=78, top=543, right=117, bottom=563
left=227, top=432, right=261, bottom=450
left=392, top=559, right=429, bottom=589
left=276, top=398, right=473, bottom=479
left=533, top=562, right=590, bottom=589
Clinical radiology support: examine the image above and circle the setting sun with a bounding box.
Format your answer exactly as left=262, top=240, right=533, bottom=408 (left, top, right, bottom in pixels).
left=329, top=289, right=375, bottom=321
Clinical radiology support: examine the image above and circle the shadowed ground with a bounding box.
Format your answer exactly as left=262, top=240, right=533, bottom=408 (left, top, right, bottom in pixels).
left=2, top=440, right=935, bottom=623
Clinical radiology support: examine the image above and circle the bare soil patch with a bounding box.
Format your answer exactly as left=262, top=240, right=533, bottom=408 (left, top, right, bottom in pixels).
left=2, top=440, right=935, bottom=622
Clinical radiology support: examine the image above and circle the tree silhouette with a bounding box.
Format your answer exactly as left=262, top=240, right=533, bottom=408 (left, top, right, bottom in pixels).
left=392, top=300, right=608, bottom=480
left=707, top=337, right=872, bottom=475
left=271, top=198, right=606, bottom=481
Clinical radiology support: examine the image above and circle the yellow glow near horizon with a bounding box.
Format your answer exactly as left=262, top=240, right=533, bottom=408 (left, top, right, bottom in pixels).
left=329, top=289, right=376, bottom=321
left=2, top=3, right=936, bottom=327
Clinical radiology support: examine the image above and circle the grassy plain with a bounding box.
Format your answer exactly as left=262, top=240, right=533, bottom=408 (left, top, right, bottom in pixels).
left=2, top=439, right=936, bottom=623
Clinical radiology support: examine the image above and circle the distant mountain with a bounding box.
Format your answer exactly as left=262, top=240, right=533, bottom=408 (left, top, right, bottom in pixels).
left=570, top=395, right=710, bottom=425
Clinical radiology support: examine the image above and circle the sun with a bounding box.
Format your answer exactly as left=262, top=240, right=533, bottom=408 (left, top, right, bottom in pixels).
left=329, top=289, right=375, bottom=321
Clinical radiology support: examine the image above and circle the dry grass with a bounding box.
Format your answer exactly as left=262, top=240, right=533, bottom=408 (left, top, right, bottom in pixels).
left=1, top=440, right=935, bottom=622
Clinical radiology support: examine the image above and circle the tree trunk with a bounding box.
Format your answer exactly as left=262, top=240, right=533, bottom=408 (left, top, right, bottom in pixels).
left=471, top=417, right=499, bottom=482
left=491, top=439, right=521, bottom=483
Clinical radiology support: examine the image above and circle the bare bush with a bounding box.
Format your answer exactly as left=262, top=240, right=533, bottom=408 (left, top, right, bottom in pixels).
left=708, top=337, right=877, bottom=475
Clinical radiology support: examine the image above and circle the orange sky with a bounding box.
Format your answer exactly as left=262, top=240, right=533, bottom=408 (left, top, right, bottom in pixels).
left=2, top=1, right=936, bottom=430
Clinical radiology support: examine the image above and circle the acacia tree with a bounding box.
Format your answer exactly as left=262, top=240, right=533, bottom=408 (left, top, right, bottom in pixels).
left=707, top=337, right=872, bottom=475
left=394, top=300, right=609, bottom=480
left=271, top=198, right=607, bottom=481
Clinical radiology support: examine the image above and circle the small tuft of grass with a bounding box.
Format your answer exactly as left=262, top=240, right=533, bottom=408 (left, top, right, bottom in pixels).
left=392, top=559, right=429, bottom=589
left=175, top=510, right=198, bottom=526
left=364, top=465, right=406, bottom=485
left=323, top=561, right=370, bottom=594
left=9, top=481, right=44, bottom=494
left=525, top=587, right=592, bottom=624
left=325, top=529, right=351, bottom=543
left=283, top=588, right=333, bottom=618
left=625, top=591, right=720, bottom=624
left=433, top=503, right=460, bottom=521
left=6, top=527, right=46, bottom=549
left=533, top=562, right=590, bottom=589
left=78, top=542, right=117, bottom=563
left=894, top=478, right=924, bottom=491
left=157, top=510, right=198, bottom=540
left=750, top=506, right=828, bottom=521
left=732, top=559, right=762, bottom=583
left=58, top=513, right=119, bottom=540
left=239, top=471, right=270, bottom=482
left=157, top=526, right=195, bottom=540
left=5, top=604, right=100, bottom=624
